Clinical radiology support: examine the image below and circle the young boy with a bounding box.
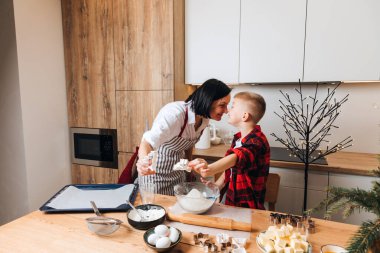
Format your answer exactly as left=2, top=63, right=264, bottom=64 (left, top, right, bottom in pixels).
left=189, top=92, right=270, bottom=209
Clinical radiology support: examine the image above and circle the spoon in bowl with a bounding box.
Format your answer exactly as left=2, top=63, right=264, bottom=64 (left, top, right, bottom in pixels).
left=90, top=201, right=102, bottom=216
left=126, top=200, right=144, bottom=221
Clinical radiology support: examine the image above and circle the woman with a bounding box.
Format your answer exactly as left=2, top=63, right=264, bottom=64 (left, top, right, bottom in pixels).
left=137, top=78, right=231, bottom=195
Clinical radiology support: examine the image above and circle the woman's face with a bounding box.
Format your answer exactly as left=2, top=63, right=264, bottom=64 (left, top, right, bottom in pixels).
left=209, top=94, right=231, bottom=121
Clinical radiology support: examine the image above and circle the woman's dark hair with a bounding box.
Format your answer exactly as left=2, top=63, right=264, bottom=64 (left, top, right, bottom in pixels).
left=185, top=79, right=231, bottom=118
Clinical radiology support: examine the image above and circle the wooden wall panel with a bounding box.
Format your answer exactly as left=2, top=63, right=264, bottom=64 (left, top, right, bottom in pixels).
left=71, top=164, right=119, bottom=184
left=62, top=0, right=116, bottom=128
left=173, top=0, right=196, bottom=101
left=117, top=91, right=174, bottom=152
left=113, top=0, right=174, bottom=91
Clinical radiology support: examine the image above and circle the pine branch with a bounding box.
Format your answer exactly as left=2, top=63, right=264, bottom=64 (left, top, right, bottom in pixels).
left=347, top=220, right=380, bottom=253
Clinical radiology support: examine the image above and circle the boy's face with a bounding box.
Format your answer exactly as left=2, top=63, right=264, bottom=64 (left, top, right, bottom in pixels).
left=227, top=98, right=246, bottom=126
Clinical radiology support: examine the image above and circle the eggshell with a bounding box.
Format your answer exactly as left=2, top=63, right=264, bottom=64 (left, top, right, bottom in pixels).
left=155, top=236, right=171, bottom=248
left=169, top=227, right=179, bottom=243
left=147, top=233, right=160, bottom=245
left=154, top=225, right=169, bottom=237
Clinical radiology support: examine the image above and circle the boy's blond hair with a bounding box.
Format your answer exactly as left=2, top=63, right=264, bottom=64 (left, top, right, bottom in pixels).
left=234, top=92, right=266, bottom=123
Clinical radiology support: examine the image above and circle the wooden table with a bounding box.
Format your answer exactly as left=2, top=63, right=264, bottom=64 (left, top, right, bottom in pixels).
left=193, top=144, right=379, bottom=176
left=0, top=194, right=358, bottom=252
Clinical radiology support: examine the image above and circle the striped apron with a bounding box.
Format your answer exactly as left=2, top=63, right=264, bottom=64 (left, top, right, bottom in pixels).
left=139, top=107, right=202, bottom=195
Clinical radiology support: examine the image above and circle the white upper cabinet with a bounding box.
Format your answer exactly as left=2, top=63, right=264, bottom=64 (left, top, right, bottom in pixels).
left=304, top=0, right=380, bottom=81
left=185, top=0, right=240, bottom=84
left=239, top=0, right=306, bottom=83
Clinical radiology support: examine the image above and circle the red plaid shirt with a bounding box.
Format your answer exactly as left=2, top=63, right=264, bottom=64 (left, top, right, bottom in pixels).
left=223, top=125, right=270, bottom=209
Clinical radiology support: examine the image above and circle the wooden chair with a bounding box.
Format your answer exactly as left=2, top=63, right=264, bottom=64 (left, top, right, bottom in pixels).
left=265, top=173, right=281, bottom=211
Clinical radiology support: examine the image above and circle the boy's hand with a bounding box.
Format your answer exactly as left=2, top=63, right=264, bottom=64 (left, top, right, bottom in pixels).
left=200, top=177, right=220, bottom=190
left=136, top=156, right=156, bottom=176
left=188, top=158, right=210, bottom=177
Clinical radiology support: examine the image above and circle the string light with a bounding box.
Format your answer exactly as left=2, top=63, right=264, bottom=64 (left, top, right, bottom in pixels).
left=271, top=81, right=352, bottom=212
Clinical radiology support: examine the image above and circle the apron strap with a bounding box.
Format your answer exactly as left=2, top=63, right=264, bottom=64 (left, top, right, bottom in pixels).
left=178, top=107, right=189, bottom=137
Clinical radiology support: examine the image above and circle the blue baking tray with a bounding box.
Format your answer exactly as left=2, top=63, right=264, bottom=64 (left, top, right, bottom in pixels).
left=39, top=183, right=138, bottom=213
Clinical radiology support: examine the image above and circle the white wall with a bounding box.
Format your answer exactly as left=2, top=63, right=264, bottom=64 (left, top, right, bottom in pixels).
left=212, top=83, right=380, bottom=154
left=13, top=0, right=71, bottom=211
left=0, top=0, right=70, bottom=225
left=0, top=0, right=29, bottom=225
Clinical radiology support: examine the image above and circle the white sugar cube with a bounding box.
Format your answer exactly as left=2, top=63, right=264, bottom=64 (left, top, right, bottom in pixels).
left=275, top=238, right=287, bottom=248
left=300, top=241, right=309, bottom=251
left=265, top=230, right=276, bottom=240
left=274, top=245, right=285, bottom=253
left=284, top=247, right=294, bottom=253
left=264, top=244, right=276, bottom=253
left=290, top=239, right=301, bottom=249
left=275, top=229, right=285, bottom=239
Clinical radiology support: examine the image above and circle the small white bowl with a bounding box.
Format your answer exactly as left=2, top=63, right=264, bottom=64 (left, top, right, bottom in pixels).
left=210, top=137, right=222, bottom=145
left=320, top=244, right=347, bottom=253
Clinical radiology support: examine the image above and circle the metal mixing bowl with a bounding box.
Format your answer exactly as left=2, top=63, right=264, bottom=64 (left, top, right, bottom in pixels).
left=86, top=216, right=122, bottom=235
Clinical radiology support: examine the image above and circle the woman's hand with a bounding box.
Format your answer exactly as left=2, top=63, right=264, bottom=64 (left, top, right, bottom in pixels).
left=136, top=157, right=156, bottom=176
left=188, top=158, right=210, bottom=177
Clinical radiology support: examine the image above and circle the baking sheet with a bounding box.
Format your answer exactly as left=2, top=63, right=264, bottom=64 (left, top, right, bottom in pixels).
left=39, top=184, right=138, bottom=213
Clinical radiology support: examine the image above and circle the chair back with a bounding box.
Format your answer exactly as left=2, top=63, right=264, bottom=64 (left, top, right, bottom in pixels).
left=265, top=173, right=281, bottom=211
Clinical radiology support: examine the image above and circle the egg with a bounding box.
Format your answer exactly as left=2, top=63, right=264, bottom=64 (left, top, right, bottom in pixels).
left=168, top=227, right=179, bottom=243
left=154, top=224, right=169, bottom=237
left=155, top=236, right=171, bottom=248
left=147, top=233, right=160, bottom=245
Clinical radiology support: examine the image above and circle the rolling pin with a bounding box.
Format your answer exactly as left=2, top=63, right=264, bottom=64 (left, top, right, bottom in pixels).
left=167, top=211, right=251, bottom=232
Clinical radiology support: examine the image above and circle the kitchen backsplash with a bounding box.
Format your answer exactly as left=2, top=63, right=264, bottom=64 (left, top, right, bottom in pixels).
left=211, top=83, right=380, bottom=154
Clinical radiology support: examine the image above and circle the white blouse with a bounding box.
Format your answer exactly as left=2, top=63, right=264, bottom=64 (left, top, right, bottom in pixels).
left=142, top=101, right=209, bottom=150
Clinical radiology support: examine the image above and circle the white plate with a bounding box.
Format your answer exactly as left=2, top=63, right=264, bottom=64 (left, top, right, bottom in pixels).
left=256, top=231, right=312, bottom=253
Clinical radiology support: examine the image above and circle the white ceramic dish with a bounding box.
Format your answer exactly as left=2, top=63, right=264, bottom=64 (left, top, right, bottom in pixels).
left=320, top=244, right=347, bottom=253
left=256, top=231, right=312, bottom=253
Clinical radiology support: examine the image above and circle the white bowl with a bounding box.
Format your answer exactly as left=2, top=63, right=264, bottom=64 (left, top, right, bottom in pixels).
left=210, top=137, right=222, bottom=145
left=320, top=244, right=347, bottom=253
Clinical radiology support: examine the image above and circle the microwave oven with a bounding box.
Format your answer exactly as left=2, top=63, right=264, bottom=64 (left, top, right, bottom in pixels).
left=70, top=128, right=118, bottom=169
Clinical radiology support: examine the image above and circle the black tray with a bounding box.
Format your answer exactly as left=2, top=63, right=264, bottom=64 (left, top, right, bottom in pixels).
left=271, top=147, right=328, bottom=165
left=39, top=184, right=138, bottom=213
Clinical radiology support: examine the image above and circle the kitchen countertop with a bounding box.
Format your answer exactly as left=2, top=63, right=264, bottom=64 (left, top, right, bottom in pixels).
left=0, top=194, right=358, bottom=252
left=193, top=144, right=379, bottom=177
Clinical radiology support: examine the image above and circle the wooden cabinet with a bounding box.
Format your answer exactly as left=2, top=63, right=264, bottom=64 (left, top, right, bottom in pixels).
left=239, top=0, right=306, bottom=83
left=62, top=0, right=116, bottom=129
left=270, top=167, right=328, bottom=218
left=63, top=0, right=183, bottom=183
left=71, top=164, right=119, bottom=184
left=328, top=173, right=377, bottom=225
left=271, top=167, right=377, bottom=225
left=303, top=0, right=380, bottom=81
left=186, top=0, right=380, bottom=83
left=113, top=0, right=174, bottom=90
left=185, top=0, right=240, bottom=84
left=117, top=91, right=173, bottom=152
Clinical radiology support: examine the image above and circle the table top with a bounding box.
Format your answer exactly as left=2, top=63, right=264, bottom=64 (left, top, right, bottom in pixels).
left=193, top=144, right=379, bottom=177
left=0, top=194, right=358, bottom=253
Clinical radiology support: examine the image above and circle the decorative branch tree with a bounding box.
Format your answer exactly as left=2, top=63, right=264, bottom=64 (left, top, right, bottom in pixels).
left=271, top=81, right=353, bottom=212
